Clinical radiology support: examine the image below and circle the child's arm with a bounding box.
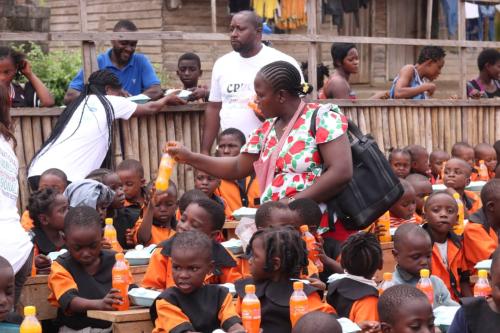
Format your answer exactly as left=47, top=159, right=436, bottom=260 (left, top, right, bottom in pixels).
left=142, top=249, right=169, bottom=290
left=133, top=94, right=187, bottom=116
left=136, top=189, right=156, bottom=245
left=217, top=290, right=244, bottom=333
left=20, top=59, right=55, bottom=107
left=34, top=254, right=52, bottom=275
left=316, top=241, right=343, bottom=274
left=68, top=289, right=122, bottom=313
left=153, top=298, right=197, bottom=332
left=392, top=65, right=436, bottom=99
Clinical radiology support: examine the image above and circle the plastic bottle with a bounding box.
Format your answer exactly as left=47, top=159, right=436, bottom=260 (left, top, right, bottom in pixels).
left=299, top=225, right=323, bottom=272
left=156, top=153, right=176, bottom=191
left=20, top=306, right=42, bottom=333
left=241, top=284, right=261, bottom=333
left=104, top=218, right=122, bottom=252
left=377, top=212, right=392, bottom=243
left=478, top=160, right=489, bottom=181
left=474, top=270, right=491, bottom=297
left=378, top=272, right=395, bottom=295
left=452, top=193, right=465, bottom=236
left=440, top=161, right=446, bottom=183
left=290, top=281, right=308, bottom=327
left=112, top=253, right=130, bottom=311
left=416, top=269, right=434, bottom=305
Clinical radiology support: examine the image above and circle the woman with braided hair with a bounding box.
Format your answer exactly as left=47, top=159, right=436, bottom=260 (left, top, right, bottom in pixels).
left=28, top=69, right=185, bottom=188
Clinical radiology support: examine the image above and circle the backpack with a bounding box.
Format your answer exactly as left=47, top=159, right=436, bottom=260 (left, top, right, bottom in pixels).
left=310, top=107, right=404, bottom=230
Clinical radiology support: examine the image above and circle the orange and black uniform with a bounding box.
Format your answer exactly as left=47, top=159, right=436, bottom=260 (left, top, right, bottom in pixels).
left=142, top=237, right=242, bottom=290
left=463, top=208, right=499, bottom=271
left=463, top=190, right=482, bottom=216
left=235, top=277, right=335, bottom=333
left=150, top=285, right=241, bottom=333
left=326, top=278, right=379, bottom=322
left=133, top=217, right=176, bottom=246
left=31, top=227, right=65, bottom=276
left=20, top=210, right=34, bottom=231
left=215, top=176, right=260, bottom=215
left=422, top=224, right=469, bottom=302
left=47, top=251, right=116, bottom=330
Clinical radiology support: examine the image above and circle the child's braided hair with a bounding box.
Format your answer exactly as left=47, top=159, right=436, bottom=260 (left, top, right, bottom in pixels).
left=340, top=231, right=382, bottom=279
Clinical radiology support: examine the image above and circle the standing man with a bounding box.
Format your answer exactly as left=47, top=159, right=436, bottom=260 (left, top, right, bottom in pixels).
left=63, top=20, right=163, bottom=105
left=201, top=10, right=303, bottom=154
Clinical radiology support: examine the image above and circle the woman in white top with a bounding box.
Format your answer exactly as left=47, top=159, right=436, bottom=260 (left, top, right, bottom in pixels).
left=28, top=69, right=185, bottom=188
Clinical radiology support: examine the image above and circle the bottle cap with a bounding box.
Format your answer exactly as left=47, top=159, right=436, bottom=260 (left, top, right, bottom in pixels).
left=105, top=218, right=113, bottom=225
left=245, top=284, right=256, bottom=294
left=293, top=281, right=304, bottom=290
left=383, top=272, right=392, bottom=281
left=478, top=270, right=488, bottom=279
left=24, top=306, right=36, bottom=316
left=420, top=269, right=430, bottom=278
left=115, top=253, right=125, bottom=260
left=452, top=193, right=460, bottom=199
left=299, top=225, right=309, bottom=233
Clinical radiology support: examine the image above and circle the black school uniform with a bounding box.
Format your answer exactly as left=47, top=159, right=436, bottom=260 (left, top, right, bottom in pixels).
left=113, top=207, right=141, bottom=249
left=10, top=82, right=39, bottom=107
left=449, top=297, right=500, bottom=333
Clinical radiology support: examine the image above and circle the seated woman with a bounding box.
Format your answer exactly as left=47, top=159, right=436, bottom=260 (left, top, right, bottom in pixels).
left=467, top=48, right=500, bottom=99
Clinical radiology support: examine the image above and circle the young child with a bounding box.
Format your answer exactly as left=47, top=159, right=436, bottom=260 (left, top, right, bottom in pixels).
left=406, top=173, right=433, bottom=222
left=292, top=312, right=342, bottom=333
left=463, top=179, right=500, bottom=271
left=389, top=179, right=419, bottom=227
left=150, top=230, right=244, bottom=333
left=142, top=197, right=241, bottom=290
left=388, top=148, right=412, bottom=179
left=443, top=158, right=482, bottom=216
left=64, top=179, right=115, bottom=222
left=176, top=189, right=207, bottom=220
left=194, top=168, right=229, bottom=216
left=467, top=48, right=500, bottom=99
left=0, top=256, right=21, bottom=330
left=421, top=191, right=472, bottom=301
left=86, top=168, right=126, bottom=211
left=116, top=159, right=147, bottom=211
left=0, top=46, right=54, bottom=107
left=255, top=201, right=300, bottom=230
left=390, top=46, right=446, bottom=99
left=448, top=249, right=500, bottom=333
left=429, top=150, right=450, bottom=184
left=326, top=232, right=382, bottom=323
left=176, top=52, right=209, bottom=102
left=48, top=206, right=123, bottom=331
left=405, top=145, right=430, bottom=177
left=378, top=284, right=435, bottom=333
left=234, top=227, right=335, bottom=333
left=452, top=142, right=476, bottom=179
left=474, top=142, right=497, bottom=180
left=391, top=223, right=458, bottom=307
left=134, top=181, right=178, bottom=246
left=27, top=188, right=68, bottom=275
left=214, top=128, right=260, bottom=215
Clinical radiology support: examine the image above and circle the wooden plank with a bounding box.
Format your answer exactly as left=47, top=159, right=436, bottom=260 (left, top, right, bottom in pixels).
left=307, top=0, right=318, bottom=99
left=211, top=0, right=217, bottom=33
left=113, top=321, right=154, bottom=333
left=426, top=0, right=433, bottom=39
left=138, top=117, right=151, bottom=181
left=87, top=308, right=150, bottom=323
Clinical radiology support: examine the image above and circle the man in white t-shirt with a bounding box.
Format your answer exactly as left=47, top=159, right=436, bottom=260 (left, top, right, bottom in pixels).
left=201, top=10, right=303, bottom=154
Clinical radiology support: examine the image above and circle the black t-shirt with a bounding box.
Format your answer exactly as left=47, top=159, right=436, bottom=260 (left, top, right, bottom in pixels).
left=10, top=82, right=39, bottom=107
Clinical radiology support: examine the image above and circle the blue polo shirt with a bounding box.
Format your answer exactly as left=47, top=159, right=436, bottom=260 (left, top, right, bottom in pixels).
left=68, top=49, right=160, bottom=95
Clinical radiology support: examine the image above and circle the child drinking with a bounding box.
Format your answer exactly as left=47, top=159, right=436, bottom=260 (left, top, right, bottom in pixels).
left=443, top=158, right=482, bottom=216
left=388, top=148, right=412, bottom=179
left=429, top=150, right=450, bottom=184
left=405, top=145, right=430, bottom=177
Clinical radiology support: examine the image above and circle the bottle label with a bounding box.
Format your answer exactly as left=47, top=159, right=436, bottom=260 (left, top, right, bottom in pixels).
left=242, top=309, right=261, bottom=319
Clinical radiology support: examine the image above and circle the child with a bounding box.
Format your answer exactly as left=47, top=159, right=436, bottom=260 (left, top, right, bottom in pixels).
left=0, top=46, right=54, bottom=107
left=463, top=179, right=500, bottom=271
left=448, top=249, right=500, bottom=333
left=406, top=173, right=433, bottom=222
left=135, top=181, right=178, bottom=246
left=388, top=148, right=412, bottom=179
left=176, top=52, right=209, bottom=102
left=142, top=197, right=241, bottom=290
left=390, top=46, right=445, bottom=99
left=116, top=159, right=147, bottom=210
left=378, top=284, right=435, bottom=333
left=474, top=142, right=497, bottom=179
left=0, top=256, right=22, bottom=330
left=214, top=128, right=260, bottom=215
left=429, top=150, right=450, bottom=184
left=421, top=192, right=472, bottom=301
left=391, top=223, right=458, bottom=307
left=255, top=201, right=300, bottom=230
left=326, top=232, right=382, bottom=323
left=64, top=179, right=115, bottom=222
left=292, top=312, right=342, bottom=333
left=176, top=189, right=207, bottom=220
left=388, top=179, right=418, bottom=227
left=27, top=188, right=68, bottom=275
left=48, top=206, right=123, bottom=331
left=452, top=142, right=476, bottom=178
left=443, top=158, right=482, bottom=216
left=150, top=230, right=244, bottom=333
left=86, top=168, right=126, bottom=211
left=405, top=145, right=430, bottom=177
left=467, top=48, right=500, bottom=99
left=194, top=168, right=229, bottom=216
left=234, top=227, right=335, bottom=333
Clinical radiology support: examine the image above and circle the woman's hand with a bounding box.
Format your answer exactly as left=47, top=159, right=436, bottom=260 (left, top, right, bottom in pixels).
left=164, top=141, right=193, bottom=164
left=19, top=59, right=33, bottom=78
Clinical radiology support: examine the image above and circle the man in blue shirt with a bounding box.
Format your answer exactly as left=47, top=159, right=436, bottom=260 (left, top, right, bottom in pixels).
left=63, top=20, right=163, bottom=105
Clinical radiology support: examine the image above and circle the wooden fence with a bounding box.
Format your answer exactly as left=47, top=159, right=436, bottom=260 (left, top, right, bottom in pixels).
left=12, top=99, right=500, bottom=208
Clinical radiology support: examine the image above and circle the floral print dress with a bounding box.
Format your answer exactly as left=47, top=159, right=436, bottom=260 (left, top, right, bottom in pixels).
left=241, top=102, right=348, bottom=203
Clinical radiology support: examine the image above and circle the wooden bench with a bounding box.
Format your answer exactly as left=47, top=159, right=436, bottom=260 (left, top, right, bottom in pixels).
left=223, top=220, right=239, bottom=239
left=87, top=308, right=153, bottom=333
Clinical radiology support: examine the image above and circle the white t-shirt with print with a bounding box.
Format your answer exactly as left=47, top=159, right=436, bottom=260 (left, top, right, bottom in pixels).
left=209, top=44, right=303, bottom=138
left=28, top=95, right=137, bottom=181
left=0, top=136, right=32, bottom=273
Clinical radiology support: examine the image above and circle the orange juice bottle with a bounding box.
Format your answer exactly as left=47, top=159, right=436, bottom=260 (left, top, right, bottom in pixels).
left=452, top=193, right=464, bottom=236
left=440, top=161, right=447, bottom=183
left=478, top=160, right=489, bottom=181
left=156, top=153, right=176, bottom=191
left=474, top=270, right=491, bottom=297
left=20, top=306, right=41, bottom=333
left=242, top=284, right=261, bottom=333
left=299, top=225, right=323, bottom=272
left=112, top=253, right=130, bottom=311
left=290, top=281, right=308, bottom=327
left=104, top=218, right=122, bottom=252
left=378, top=272, right=394, bottom=295
left=416, top=269, right=433, bottom=305
left=377, top=212, right=392, bottom=243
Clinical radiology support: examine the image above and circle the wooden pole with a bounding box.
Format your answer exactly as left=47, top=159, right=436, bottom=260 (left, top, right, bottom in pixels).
left=211, top=0, right=217, bottom=33
left=79, top=0, right=98, bottom=83
left=458, top=0, right=466, bottom=99
left=426, top=0, right=433, bottom=39
left=307, top=0, right=318, bottom=99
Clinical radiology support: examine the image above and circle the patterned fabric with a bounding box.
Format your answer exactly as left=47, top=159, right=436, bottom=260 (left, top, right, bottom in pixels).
left=241, top=103, right=348, bottom=203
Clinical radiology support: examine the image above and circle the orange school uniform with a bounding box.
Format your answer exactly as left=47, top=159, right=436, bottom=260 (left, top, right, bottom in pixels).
left=20, top=210, right=34, bottom=231
left=142, top=237, right=242, bottom=290
left=463, top=209, right=499, bottom=271
left=151, top=285, right=241, bottom=333
left=214, top=176, right=260, bottom=216
left=463, top=190, right=482, bottom=216
left=30, top=227, right=64, bottom=276
left=133, top=217, right=176, bottom=246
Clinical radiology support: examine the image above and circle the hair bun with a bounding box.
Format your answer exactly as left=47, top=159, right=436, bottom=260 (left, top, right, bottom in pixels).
left=301, top=82, right=313, bottom=95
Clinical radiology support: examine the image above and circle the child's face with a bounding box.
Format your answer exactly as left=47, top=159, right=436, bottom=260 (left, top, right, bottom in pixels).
left=117, top=169, right=144, bottom=202
left=476, top=147, right=498, bottom=172
left=177, top=203, right=216, bottom=238
left=485, top=60, right=500, bottom=80
left=393, top=235, right=432, bottom=276
left=429, top=152, right=449, bottom=177
left=217, top=134, right=243, bottom=157
left=411, top=151, right=430, bottom=176
left=249, top=236, right=273, bottom=282
left=103, top=173, right=125, bottom=209
left=409, top=181, right=433, bottom=216
left=177, top=59, right=201, bottom=89
left=0, top=266, right=14, bottom=321
left=341, top=48, right=360, bottom=74
left=194, top=170, right=220, bottom=196
left=485, top=194, right=500, bottom=227
left=443, top=160, right=470, bottom=191
left=41, top=194, right=69, bottom=231
left=153, top=190, right=178, bottom=226
left=171, top=247, right=212, bottom=294
left=390, top=188, right=417, bottom=220
left=390, top=153, right=411, bottom=179
left=382, top=298, right=435, bottom=333
left=424, top=195, right=458, bottom=235
left=39, top=174, right=67, bottom=194
left=64, top=225, right=102, bottom=267
left=453, top=147, right=475, bottom=168
left=0, top=57, right=16, bottom=86
left=257, top=209, right=300, bottom=230
left=424, top=58, right=444, bottom=81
